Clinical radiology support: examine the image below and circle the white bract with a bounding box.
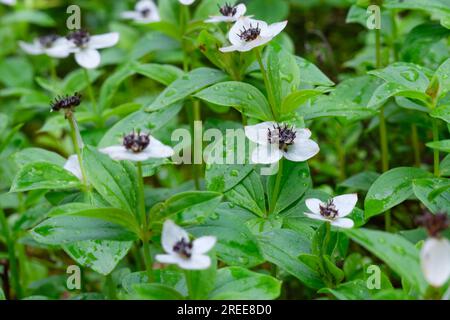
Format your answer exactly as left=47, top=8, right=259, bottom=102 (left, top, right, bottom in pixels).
left=121, top=0, right=160, bottom=24
left=206, top=3, right=246, bottom=23
left=421, top=237, right=450, bottom=288
left=63, top=155, right=83, bottom=180
left=304, top=194, right=357, bottom=229
left=245, top=122, right=319, bottom=164
left=156, top=220, right=216, bottom=270
left=19, top=35, right=71, bottom=58
left=179, top=0, right=195, bottom=5
left=65, top=30, right=120, bottom=69
left=1, top=0, right=15, bottom=6
left=100, top=131, right=174, bottom=162
left=220, top=17, right=287, bottom=52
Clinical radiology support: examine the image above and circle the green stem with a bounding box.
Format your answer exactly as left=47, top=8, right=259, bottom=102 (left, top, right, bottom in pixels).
left=105, top=274, right=117, bottom=300
left=255, top=48, right=278, bottom=120
left=137, top=162, right=154, bottom=282
left=390, top=11, right=399, bottom=62
left=49, top=58, right=57, bottom=81
left=192, top=100, right=202, bottom=190
left=375, top=28, right=382, bottom=69
left=411, top=124, right=421, bottom=167
left=269, top=159, right=283, bottom=215
left=67, top=114, right=89, bottom=190
left=431, top=118, right=440, bottom=177
left=0, top=209, right=22, bottom=299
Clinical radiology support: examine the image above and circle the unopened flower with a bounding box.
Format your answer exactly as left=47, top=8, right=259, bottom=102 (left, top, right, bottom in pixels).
left=206, top=3, right=246, bottom=23
left=220, top=17, right=287, bottom=52
left=19, top=35, right=71, bottom=58
left=65, top=30, right=119, bottom=69
left=421, top=237, right=450, bottom=288
left=100, top=130, right=174, bottom=162
left=156, top=220, right=216, bottom=270
left=304, top=194, right=357, bottom=229
left=121, top=0, right=160, bottom=24
left=417, top=212, right=450, bottom=287
left=245, top=122, right=319, bottom=164
left=63, top=155, right=82, bottom=180
left=50, top=93, right=82, bottom=116
left=179, top=0, right=195, bottom=5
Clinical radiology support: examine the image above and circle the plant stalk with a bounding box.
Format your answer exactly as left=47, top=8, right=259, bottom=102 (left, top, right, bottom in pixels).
left=431, top=118, right=440, bottom=177
left=269, top=159, right=284, bottom=215
left=0, top=209, right=22, bottom=299
left=255, top=48, right=278, bottom=120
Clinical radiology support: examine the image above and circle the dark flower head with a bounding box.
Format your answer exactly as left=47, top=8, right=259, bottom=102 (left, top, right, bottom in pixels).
left=219, top=3, right=237, bottom=17
left=267, top=124, right=297, bottom=152
left=416, top=212, right=449, bottom=237
left=237, top=23, right=261, bottom=42
left=66, top=29, right=90, bottom=48
left=50, top=93, right=82, bottom=113
left=173, top=238, right=193, bottom=259
left=38, top=34, right=59, bottom=48
left=122, top=130, right=150, bottom=153
left=319, top=199, right=339, bottom=219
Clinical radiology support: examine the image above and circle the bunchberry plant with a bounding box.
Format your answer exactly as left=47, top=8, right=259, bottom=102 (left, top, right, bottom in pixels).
left=0, top=0, right=448, bottom=302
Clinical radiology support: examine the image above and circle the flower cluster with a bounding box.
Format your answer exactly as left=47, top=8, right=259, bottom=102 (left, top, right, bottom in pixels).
left=20, top=29, right=119, bottom=69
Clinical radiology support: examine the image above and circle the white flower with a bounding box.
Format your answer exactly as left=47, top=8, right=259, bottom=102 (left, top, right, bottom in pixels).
left=63, top=155, right=83, bottom=180
left=245, top=122, right=319, bottom=164
left=421, top=237, right=450, bottom=288
left=19, top=35, right=71, bottom=58
left=121, top=0, right=160, bottom=24
left=304, top=194, right=357, bottom=229
left=179, top=0, right=195, bottom=5
left=65, top=30, right=119, bottom=69
left=206, top=3, right=246, bottom=23
left=220, top=17, right=287, bottom=52
left=156, top=220, right=216, bottom=270
left=1, top=0, right=15, bottom=6
left=100, top=131, right=174, bottom=162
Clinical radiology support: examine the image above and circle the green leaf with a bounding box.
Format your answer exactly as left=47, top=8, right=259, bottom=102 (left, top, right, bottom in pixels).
left=64, top=240, right=132, bottom=275
left=48, top=204, right=140, bottom=235
left=209, top=267, right=281, bottom=300
left=185, top=253, right=217, bottom=299
left=246, top=0, right=289, bottom=23
left=98, top=65, right=136, bottom=111
left=280, top=89, right=325, bottom=115
left=426, top=140, right=450, bottom=152
left=98, top=103, right=182, bottom=147
left=434, top=58, right=450, bottom=97
left=10, top=162, right=81, bottom=192
left=268, top=161, right=312, bottom=215
left=122, top=269, right=186, bottom=296
left=295, top=56, right=334, bottom=86
left=345, top=228, right=428, bottom=295
left=205, top=133, right=254, bottom=193
left=12, top=148, right=66, bottom=168
left=305, top=76, right=379, bottom=121
left=131, top=283, right=185, bottom=300
left=257, top=229, right=324, bottom=289
left=267, top=44, right=300, bottom=108
left=364, top=167, right=431, bottom=218
left=147, top=68, right=227, bottom=112
left=323, top=255, right=345, bottom=284
left=131, top=63, right=183, bottom=86
left=430, top=104, right=450, bottom=123
left=155, top=191, right=223, bottom=221
left=194, top=81, right=273, bottom=121
left=63, top=69, right=103, bottom=94
left=368, top=82, right=430, bottom=108
left=2, top=10, right=55, bottom=26
left=188, top=203, right=265, bottom=268
left=31, top=215, right=137, bottom=245
left=225, top=170, right=266, bottom=217
left=412, top=178, right=450, bottom=214
left=83, top=147, right=138, bottom=215
left=318, top=280, right=371, bottom=300
left=369, top=63, right=430, bottom=92
left=339, top=171, right=380, bottom=192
